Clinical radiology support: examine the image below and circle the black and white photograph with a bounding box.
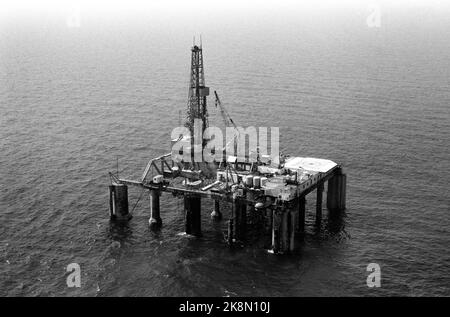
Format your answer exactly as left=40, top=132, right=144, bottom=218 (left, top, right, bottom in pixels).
left=0, top=0, right=449, bottom=300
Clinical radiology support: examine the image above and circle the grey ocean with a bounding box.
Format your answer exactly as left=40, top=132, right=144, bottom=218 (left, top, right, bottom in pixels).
left=0, top=7, right=449, bottom=296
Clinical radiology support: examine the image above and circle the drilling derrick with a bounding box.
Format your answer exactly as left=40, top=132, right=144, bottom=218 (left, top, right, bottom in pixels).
left=185, top=43, right=209, bottom=142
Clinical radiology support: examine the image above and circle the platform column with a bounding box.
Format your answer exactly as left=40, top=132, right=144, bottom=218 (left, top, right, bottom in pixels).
left=257, top=203, right=272, bottom=248
left=327, top=175, right=338, bottom=210
left=289, top=210, right=296, bottom=252
left=327, top=170, right=347, bottom=212
left=264, top=208, right=273, bottom=234
left=271, top=209, right=282, bottom=254
left=298, top=196, right=306, bottom=233
left=184, top=194, right=202, bottom=236
left=232, top=199, right=239, bottom=241
left=280, top=209, right=290, bottom=253
left=246, top=191, right=256, bottom=224
left=316, top=182, right=324, bottom=225
left=339, top=174, right=347, bottom=210
left=109, top=183, right=131, bottom=221
left=232, top=199, right=245, bottom=241
left=239, top=199, right=247, bottom=240
left=227, top=218, right=234, bottom=245
left=211, top=199, right=222, bottom=220
left=149, top=189, right=162, bottom=228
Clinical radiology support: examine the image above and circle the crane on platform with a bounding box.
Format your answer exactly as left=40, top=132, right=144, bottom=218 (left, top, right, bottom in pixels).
left=214, top=90, right=240, bottom=160
left=214, top=91, right=261, bottom=168
left=214, top=90, right=237, bottom=130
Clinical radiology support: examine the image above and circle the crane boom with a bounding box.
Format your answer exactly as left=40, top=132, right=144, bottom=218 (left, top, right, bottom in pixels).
left=214, top=90, right=240, bottom=156
left=214, top=90, right=237, bottom=129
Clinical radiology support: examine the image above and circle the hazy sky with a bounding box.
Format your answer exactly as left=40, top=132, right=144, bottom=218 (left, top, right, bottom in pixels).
left=1, top=0, right=449, bottom=15
left=1, top=0, right=448, bottom=31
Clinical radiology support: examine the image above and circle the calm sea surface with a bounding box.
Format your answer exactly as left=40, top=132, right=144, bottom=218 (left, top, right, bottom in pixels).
left=0, top=6, right=449, bottom=296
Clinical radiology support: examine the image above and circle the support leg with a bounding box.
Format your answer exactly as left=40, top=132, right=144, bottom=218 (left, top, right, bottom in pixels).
left=109, top=185, right=114, bottom=219
left=185, top=195, right=201, bottom=236
left=289, top=210, right=296, bottom=252
left=239, top=200, right=247, bottom=241
left=149, top=189, right=162, bottom=228
left=280, top=209, right=289, bottom=253
left=327, top=175, right=339, bottom=211
left=339, top=174, right=347, bottom=210
left=316, top=182, right=324, bottom=226
left=263, top=207, right=273, bottom=248
left=211, top=199, right=222, bottom=220
left=109, top=183, right=131, bottom=221
left=232, top=199, right=245, bottom=241
left=327, top=169, right=347, bottom=212
left=246, top=191, right=255, bottom=224
left=272, top=209, right=281, bottom=254
left=298, top=196, right=306, bottom=233
left=227, top=219, right=234, bottom=245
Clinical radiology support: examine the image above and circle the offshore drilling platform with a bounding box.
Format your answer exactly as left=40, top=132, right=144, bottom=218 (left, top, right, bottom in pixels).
left=108, top=42, right=347, bottom=254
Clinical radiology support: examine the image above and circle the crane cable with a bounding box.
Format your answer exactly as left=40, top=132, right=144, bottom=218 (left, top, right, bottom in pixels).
left=214, top=90, right=240, bottom=152
left=130, top=188, right=146, bottom=214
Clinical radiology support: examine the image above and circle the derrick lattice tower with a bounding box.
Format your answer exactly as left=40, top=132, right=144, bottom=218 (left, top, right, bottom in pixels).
left=185, top=42, right=209, bottom=139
